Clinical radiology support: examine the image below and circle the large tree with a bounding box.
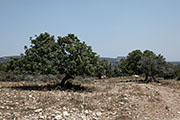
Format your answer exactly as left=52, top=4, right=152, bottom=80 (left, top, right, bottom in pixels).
left=6, top=33, right=100, bottom=86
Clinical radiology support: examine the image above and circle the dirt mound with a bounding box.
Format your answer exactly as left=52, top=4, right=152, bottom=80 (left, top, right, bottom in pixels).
left=0, top=78, right=180, bottom=120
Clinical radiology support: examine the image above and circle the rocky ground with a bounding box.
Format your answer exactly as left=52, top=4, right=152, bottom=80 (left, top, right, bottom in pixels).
left=0, top=77, right=180, bottom=120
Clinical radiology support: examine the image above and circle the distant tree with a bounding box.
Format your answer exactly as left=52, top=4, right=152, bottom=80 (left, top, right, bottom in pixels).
left=97, top=60, right=120, bottom=78
left=119, top=50, right=143, bottom=75
left=174, top=65, right=180, bottom=77
left=120, top=49, right=170, bottom=82
left=6, top=57, right=20, bottom=73
left=163, top=63, right=176, bottom=79
left=96, top=60, right=107, bottom=79
left=138, top=50, right=168, bottom=82
left=106, top=62, right=115, bottom=77
left=113, top=65, right=121, bottom=77
left=166, top=64, right=180, bottom=80
left=0, top=63, right=6, bottom=73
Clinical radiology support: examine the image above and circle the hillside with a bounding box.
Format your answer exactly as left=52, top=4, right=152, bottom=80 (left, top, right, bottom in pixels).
left=1, top=78, right=180, bottom=120
left=1, top=56, right=180, bottom=66
left=99, top=56, right=125, bottom=65
left=0, top=56, right=20, bottom=63
left=100, top=56, right=180, bottom=66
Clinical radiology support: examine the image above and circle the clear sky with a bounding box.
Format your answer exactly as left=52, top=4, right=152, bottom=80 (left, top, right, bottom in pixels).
left=0, top=0, right=180, bottom=61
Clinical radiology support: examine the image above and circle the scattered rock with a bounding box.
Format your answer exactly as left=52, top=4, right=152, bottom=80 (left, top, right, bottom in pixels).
left=39, top=115, right=45, bottom=119
left=55, top=115, right=62, bottom=120
left=96, top=112, right=102, bottom=117
left=63, top=111, right=69, bottom=117
left=0, top=106, right=5, bottom=109
left=35, top=108, right=43, bottom=113
left=84, top=110, right=89, bottom=115
left=124, top=97, right=128, bottom=100
left=1, top=79, right=180, bottom=120
left=55, top=111, right=61, bottom=114
left=81, top=115, right=87, bottom=120
left=144, top=116, right=149, bottom=120
left=63, top=106, right=67, bottom=110
left=120, top=102, right=124, bottom=105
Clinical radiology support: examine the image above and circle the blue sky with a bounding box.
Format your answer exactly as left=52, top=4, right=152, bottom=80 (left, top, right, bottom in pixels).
left=0, top=0, right=180, bottom=61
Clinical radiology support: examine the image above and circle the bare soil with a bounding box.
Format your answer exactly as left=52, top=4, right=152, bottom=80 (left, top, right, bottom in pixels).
left=0, top=78, right=180, bottom=120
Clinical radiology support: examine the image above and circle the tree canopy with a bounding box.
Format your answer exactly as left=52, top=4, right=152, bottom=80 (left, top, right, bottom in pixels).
left=5, top=33, right=177, bottom=84
left=120, top=50, right=143, bottom=75
left=6, top=32, right=101, bottom=86
left=120, top=50, right=171, bottom=82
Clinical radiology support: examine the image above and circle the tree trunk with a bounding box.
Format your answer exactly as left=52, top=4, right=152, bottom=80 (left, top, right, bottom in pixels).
left=151, top=74, right=160, bottom=83
left=151, top=74, right=155, bottom=82
left=60, top=74, right=73, bottom=86
left=145, top=73, right=148, bottom=82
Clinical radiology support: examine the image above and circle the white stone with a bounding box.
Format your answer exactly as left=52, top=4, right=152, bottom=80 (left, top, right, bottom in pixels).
left=120, top=102, right=124, bottom=105
left=39, top=116, right=45, bottom=119
left=55, top=115, right=62, bottom=120
left=63, top=106, right=67, bottom=110
left=93, top=116, right=98, bottom=120
left=96, top=112, right=102, bottom=117
left=55, top=111, right=61, bottom=114
left=84, top=110, right=89, bottom=115
left=35, top=108, right=42, bottom=113
left=63, top=111, right=69, bottom=117
left=144, top=117, right=148, bottom=120
left=124, top=97, right=128, bottom=100
left=0, top=106, right=5, bottom=109
left=81, top=115, right=87, bottom=120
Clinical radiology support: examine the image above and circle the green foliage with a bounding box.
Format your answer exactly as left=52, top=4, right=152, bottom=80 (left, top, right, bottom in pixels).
left=119, top=50, right=143, bottom=75
left=138, top=50, right=167, bottom=81
left=96, top=60, right=107, bottom=78
left=174, top=65, right=180, bottom=77
left=104, top=61, right=115, bottom=77
left=96, top=60, right=121, bottom=78
left=7, top=33, right=59, bottom=74
left=57, top=34, right=99, bottom=78
left=6, top=32, right=100, bottom=85
left=120, top=49, right=171, bottom=82
left=0, top=63, right=7, bottom=73
left=163, top=63, right=176, bottom=79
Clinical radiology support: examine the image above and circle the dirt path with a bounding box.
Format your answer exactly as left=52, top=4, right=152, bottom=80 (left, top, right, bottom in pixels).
left=129, top=83, right=180, bottom=120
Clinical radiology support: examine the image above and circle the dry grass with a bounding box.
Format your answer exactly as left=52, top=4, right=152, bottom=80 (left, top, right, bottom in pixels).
left=0, top=77, right=180, bottom=120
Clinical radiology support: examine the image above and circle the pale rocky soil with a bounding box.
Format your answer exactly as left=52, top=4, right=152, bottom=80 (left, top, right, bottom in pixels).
left=0, top=78, right=180, bottom=120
